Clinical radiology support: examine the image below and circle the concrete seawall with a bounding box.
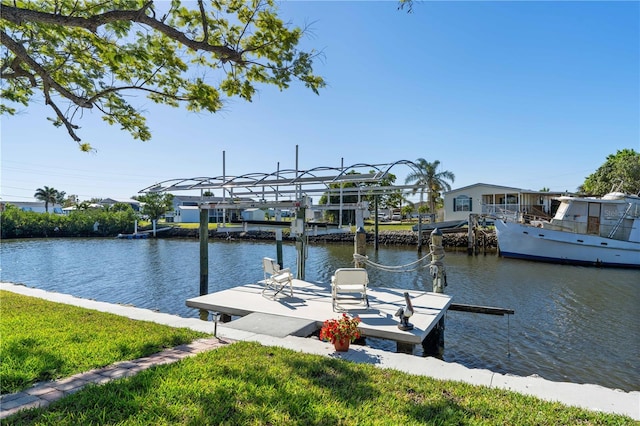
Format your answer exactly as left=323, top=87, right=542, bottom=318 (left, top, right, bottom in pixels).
left=1, top=282, right=637, bottom=421
left=163, top=227, right=499, bottom=249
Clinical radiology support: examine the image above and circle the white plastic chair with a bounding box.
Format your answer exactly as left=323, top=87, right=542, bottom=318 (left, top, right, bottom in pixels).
left=331, top=268, right=369, bottom=311
left=262, top=257, right=293, bottom=299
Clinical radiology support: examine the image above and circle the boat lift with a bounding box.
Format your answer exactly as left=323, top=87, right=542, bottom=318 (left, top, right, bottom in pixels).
left=139, top=151, right=431, bottom=295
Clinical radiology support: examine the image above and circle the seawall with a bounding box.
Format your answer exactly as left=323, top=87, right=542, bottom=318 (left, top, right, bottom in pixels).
left=162, top=228, right=498, bottom=249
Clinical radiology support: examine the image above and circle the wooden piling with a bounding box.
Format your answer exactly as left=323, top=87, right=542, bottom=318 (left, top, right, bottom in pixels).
left=423, top=228, right=446, bottom=357
left=397, top=342, right=414, bottom=354
left=467, top=214, right=476, bottom=255
left=198, top=207, right=209, bottom=321
left=199, top=207, right=209, bottom=296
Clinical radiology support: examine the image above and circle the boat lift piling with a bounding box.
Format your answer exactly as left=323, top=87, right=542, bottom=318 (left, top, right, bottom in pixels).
left=422, top=228, right=446, bottom=356
left=199, top=207, right=209, bottom=321
left=468, top=214, right=490, bottom=256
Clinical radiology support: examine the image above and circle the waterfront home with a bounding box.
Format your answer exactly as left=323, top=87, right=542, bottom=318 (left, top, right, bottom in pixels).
left=0, top=201, right=63, bottom=214
left=443, top=183, right=570, bottom=222
left=166, top=195, right=254, bottom=224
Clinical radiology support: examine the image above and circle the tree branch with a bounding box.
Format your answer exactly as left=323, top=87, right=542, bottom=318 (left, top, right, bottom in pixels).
left=41, top=83, right=83, bottom=143
left=1, top=4, right=245, bottom=63
left=0, top=29, right=93, bottom=108
left=197, top=0, right=209, bottom=44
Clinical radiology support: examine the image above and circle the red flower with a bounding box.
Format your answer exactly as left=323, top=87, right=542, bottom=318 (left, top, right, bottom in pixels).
left=319, top=313, right=361, bottom=343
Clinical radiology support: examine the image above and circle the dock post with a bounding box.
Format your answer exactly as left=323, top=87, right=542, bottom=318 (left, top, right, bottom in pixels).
left=374, top=196, right=379, bottom=251
left=354, top=226, right=367, bottom=267
left=417, top=190, right=424, bottom=253
left=397, top=342, right=414, bottom=354
left=296, top=201, right=306, bottom=280
left=467, top=217, right=474, bottom=255
left=423, top=228, right=445, bottom=357
left=275, top=211, right=284, bottom=268
left=199, top=206, right=209, bottom=321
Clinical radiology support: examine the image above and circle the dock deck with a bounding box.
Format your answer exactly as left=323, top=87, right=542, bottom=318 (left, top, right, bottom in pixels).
left=186, top=279, right=451, bottom=345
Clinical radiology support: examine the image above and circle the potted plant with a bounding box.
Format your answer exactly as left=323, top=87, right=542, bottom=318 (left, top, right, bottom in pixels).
left=319, top=313, right=361, bottom=352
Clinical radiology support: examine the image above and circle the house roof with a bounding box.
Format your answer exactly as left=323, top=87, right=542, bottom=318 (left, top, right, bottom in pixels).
left=2, top=201, right=62, bottom=208
left=172, top=195, right=255, bottom=203
left=444, top=183, right=569, bottom=195
left=173, top=195, right=224, bottom=203
left=100, top=198, right=141, bottom=205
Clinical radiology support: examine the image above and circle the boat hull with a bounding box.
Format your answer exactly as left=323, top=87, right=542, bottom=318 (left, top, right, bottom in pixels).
left=495, top=219, right=640, bottom=268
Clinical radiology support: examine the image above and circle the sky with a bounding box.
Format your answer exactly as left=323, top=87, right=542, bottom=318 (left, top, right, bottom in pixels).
left=1, top=1, right=639, bottom=204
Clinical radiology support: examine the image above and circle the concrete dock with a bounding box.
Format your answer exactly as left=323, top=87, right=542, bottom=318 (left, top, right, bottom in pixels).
left=1, top=282, right=638, bottom=421
left=186, top=279, right=452, bottom=346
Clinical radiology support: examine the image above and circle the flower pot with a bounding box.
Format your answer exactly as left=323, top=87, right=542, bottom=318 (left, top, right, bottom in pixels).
left=333, top=338, right=350, bottom=352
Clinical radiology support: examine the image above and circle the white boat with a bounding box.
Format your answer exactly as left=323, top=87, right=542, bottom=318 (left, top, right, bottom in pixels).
left=495, top=192, right=640, bottom=268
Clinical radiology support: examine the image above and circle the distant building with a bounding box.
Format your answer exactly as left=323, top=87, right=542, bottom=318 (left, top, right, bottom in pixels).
left=99, top=198, right=141, bottom=211
left=167, top=195, right=253, bottom=223
left=443, top=183, right=569, bottom=222
left=0, top=201, right=63, bottom=214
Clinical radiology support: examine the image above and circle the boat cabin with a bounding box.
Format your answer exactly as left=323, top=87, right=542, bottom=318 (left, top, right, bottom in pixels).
left=545, top=192, right=640, bottom=243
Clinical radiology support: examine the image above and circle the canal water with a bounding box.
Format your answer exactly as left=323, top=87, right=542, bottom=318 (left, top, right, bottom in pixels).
left=1, top=238, right=638, bottom=392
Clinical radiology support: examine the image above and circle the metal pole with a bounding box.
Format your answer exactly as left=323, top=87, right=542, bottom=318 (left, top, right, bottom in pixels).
left=417, top=190, right=424, bottom=252
left=374, top=195, right=379, bottom=251
left=354, top=226, right=367, bottom=267
left=339, top=157, right=343, bottom=228
left=276, top=162, right=283, bottom=267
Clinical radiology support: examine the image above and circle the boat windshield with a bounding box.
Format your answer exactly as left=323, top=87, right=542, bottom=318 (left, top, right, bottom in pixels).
left=553, top=201, right=571, bottom=220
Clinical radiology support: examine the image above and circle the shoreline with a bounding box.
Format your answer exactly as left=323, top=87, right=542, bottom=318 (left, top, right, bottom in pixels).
left=161, top=227, right=499, bottom=250
left=1, top=282, right=637, bottom=421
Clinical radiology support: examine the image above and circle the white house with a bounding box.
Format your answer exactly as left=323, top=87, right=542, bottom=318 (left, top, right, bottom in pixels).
left=0, top=201, right=63, bottom=214
left=167, top=195, right=253, bottom=223
left=443, top=183, right=569, bottom=222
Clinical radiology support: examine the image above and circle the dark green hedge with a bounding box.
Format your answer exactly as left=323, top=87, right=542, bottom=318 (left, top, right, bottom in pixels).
left=0, top=204, right=137, bottom=238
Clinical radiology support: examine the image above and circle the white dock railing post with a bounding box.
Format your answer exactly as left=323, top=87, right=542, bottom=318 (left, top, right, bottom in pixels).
left=354, top=226, right=367, bottom=268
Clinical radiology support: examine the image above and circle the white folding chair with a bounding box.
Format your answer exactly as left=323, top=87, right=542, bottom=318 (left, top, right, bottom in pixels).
left=262, top=257, right=293, bottom=299
left=331, top=268, right=369, bottom=311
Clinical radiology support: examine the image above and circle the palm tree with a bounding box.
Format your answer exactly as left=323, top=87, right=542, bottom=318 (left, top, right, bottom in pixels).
left=34, top=186, right=61, bottom=213
left=405, top=159, right=455, bottom=220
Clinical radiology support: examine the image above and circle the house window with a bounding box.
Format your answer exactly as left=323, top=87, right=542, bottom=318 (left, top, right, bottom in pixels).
left=453, top=196, right=472, bottom=212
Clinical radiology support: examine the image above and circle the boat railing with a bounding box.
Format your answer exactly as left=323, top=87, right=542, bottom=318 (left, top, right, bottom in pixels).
left=483, top=206, right=519, bottom=222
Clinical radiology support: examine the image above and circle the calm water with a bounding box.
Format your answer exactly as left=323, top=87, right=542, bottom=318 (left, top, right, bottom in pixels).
left=1, top=238, right=638, bottom=392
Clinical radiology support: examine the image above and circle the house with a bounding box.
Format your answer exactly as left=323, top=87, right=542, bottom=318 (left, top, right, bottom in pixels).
left=0, top=201, right=63, bottom=214
left=167, top=195, right=252, bottom=223
left=443, top=183, right=569, bottom=222
left=99, top=198, right=141, bottom=212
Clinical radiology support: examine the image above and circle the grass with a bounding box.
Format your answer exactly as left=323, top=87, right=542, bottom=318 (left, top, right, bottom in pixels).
left=2, top=293, right=635, bottom=425
left=0, top=291, right=208, bottom=394
left=5, top=342, right=635, bottom=425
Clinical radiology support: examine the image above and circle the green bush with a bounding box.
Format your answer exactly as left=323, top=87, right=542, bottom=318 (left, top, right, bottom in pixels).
left=0, top=204, right=137, bottom=238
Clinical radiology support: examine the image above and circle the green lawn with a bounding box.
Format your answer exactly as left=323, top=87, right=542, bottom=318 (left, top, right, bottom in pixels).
left=0, top=291, right=208, bottom=394
left=2, top=292, right=635, bottom=425
left=5, top=341, right=634, bottom=425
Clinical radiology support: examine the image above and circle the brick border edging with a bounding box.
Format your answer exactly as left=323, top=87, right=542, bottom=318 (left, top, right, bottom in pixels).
left=0, top=338, right=230, bottom=420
